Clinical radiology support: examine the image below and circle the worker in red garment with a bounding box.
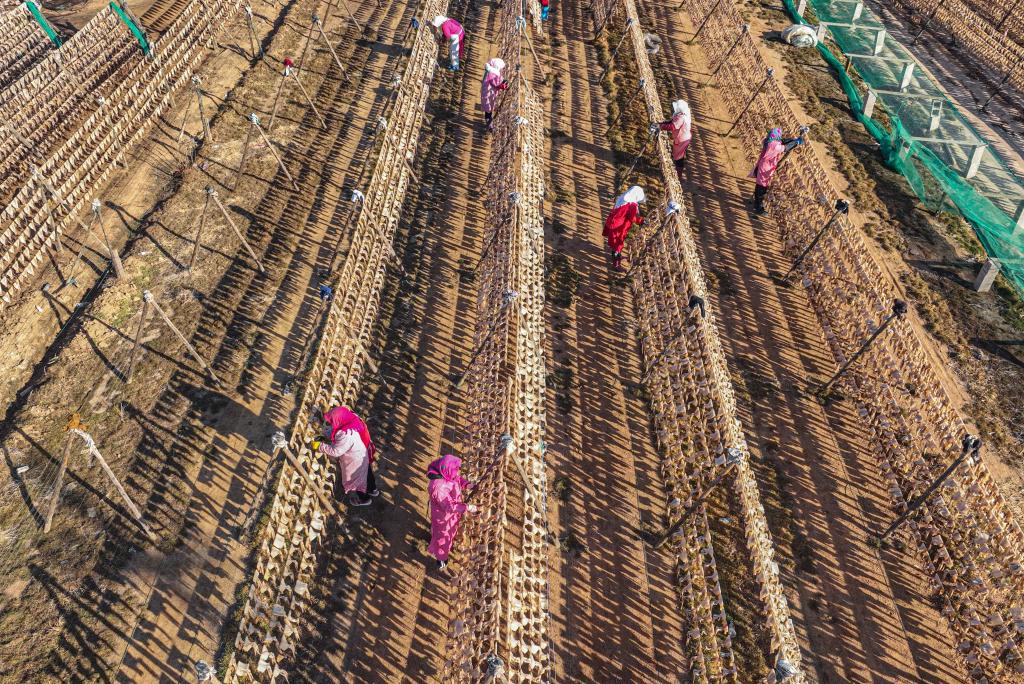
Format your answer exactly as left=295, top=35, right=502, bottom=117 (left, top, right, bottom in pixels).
left=750, top=127, right=803, bottom=215
left=603, top=185, right=645, bottom=271
left=432, top=15, right=465, bottom=71
left=657, top=99, right=693, bottom=185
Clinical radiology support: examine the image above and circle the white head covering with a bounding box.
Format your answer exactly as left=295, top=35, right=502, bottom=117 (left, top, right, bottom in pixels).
left=485, top=58, right=506, bottom=76
left=432, top=15, right=448, bottom=27
left=614, top=185, right=646, bottom=208
left=672, top=99, right=690, bottom=117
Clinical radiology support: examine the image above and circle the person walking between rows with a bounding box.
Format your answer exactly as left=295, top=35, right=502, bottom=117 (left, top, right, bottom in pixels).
left=313, top=406, right=379, bottom=507
left=432, top=15, right=465, bottom=71
left=480, top=58, right=509, bottom=132
left=750, top=127, right=802, bottom=215
left=657, top=99, right=692, bottom=185
left=427, top=454, right=477, bottom=572
left=603, top=185, right=646, bottom=271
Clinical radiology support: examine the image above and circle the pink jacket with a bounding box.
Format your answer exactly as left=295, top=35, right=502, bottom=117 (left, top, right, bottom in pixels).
left=427, top=455, right=470, bottom=561
left=441, top=19, right=465, bottom=56
left=319, top=427, right=368, bottom=493
left=751, top=140, right=785, bottom=187
left=659, top=112, right=692, bottom=161
left=480, top=71, right=508, bottom=114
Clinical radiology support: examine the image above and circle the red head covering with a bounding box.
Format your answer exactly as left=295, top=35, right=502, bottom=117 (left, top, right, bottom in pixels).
left=324, top=406, right=376, bottom=462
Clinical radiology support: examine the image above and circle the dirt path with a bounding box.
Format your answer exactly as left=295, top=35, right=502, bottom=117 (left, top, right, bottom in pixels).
left=538, top=0, right=689, bottom=680
left=285, top=0, right=501, bottom=680
left=640, top=3, right=965, bottom=681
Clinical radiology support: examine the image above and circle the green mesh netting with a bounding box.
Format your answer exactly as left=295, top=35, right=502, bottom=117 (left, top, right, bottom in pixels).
left=782, top=0, right=1024, bottom=293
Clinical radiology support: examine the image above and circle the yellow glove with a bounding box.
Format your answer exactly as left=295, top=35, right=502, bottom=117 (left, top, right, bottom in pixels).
left=311, top=439, right=322, bottom=452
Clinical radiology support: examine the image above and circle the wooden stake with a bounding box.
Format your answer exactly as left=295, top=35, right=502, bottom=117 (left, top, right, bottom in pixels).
left=268, top=63, right=289, bottom=132
left=144, top=290, right=223, bottom=386
left=296, top=14, right=317, bottom=75
left=337, top=0, right=363, bottom=34
left=232, top=117, right=257, bottom=192
left=275, top=434, right=347, bottom=521
left=314, top=15, right=349, bottom=81
left=251, top=115, right=300, bottom=190
left=244, top=5, right=261, bottom=59
left=92, top=200, right=125, bottom=279
left=207, top=188, right=266, bottom=273
left=125, top=295, right=151, bottom=382
left=43, top=436, right=75, bottom=533
left=64, top=211, right=101, bottom=286
left=290, top=70, right=328, bottom=129
left=193, top=77, right=212, bottom=141
left=190, top=189, right=213, bottom=270
left=71, top=428, right=158, bottom=542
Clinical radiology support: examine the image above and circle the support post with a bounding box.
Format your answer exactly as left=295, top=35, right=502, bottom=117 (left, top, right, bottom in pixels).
left=92, top=200, right=125, bottom=279
left=289, top=69, right=328, bottom=130
left=687, top=0, right=722, bottom=40
left=624, top=128, right=658, bottom=182
left=314, top=14, right=350, bottom=81
left=965, top=143, right=987, bottom=179
left=898, top=61, right=915, bottom=91
left=779, top=199, right=849, bottom=283
left=518, top=15, right=549, bottom=81
left=274, top=433, right=347, bottom=521
left=207, top=187, right=266, bottom=273
left=192, top=76, right=211, bottom=141
left=452, top=291, right=520, bottom=389
left=251, top=114, right=300, bottom=190
left=296, top=13, right=317, bottom=75
left=73, top=428, right=158, bottom=542
left=43, top=436, right=75, bottom=533
left=852, top=0, right=863, bottom=21
left=190, top=188, right=213, bottom=271
left=875, top=436, right=980, bottom=541
left=724, top=68, right=774, bottom=137
left=125, top=295, right=151, bottom=382
left=597, top=18, right=634, bottom=83
left=648, top=448, right=743, bottom=548
left=707, top=24, right=748, bottom=86
left=268, top=58, right=292, bottom=132
left=872, top=28, right=886, bottom=55
left=816, top=299, right=908, bottom=399
left=244, top=6, right=261, bottom=59
left=973, top=258, right=1001, bottom=292
left=927, top=99, right=942, bottom=133
left=231, top=117, right=256, bottom=192
left=863, top=89, right=877, bottom=118
left=608, top=78, right=645, bottom=132
left=144, top=290, right=223, bottom=386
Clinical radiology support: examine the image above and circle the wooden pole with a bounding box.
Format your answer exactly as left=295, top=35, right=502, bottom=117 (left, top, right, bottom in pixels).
left=296, top=14, right=317, bottom=75
left=125, top=295, right=151, bottom=382
left=207, top=188, right=266, bottom=273
left=232, top=118, right=257, bottom=192
left=251, top=115, right=300, bottom=190
left=144, top=290, right=223, bottom=386
left=519, top=18, right=549, bottom=81
left=268, top=61, right=290, bottom=132
left=72, top=428, right=158, bottom=542
left=64, top=211, right=101, bottom=286
left=177, top=90, right=195, bottom=142
left=290, top=70, right=328, bottom=130
left=336, top=0, right=363, bottom=34
left=244, top=5, right=261, bottom=58
left=314, top=15, right=349, bottom=81
left=92, top=200, right=125, bottom=279
left=190, top=190, right=213, bottom=271
left=276, top=434, right=347, bottom=521
left=193, top=77, right=212, bottom=141
left=43, top=437, right=75, bottom=533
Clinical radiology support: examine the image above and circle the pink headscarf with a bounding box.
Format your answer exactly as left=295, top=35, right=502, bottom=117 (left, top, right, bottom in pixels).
left=324, top=406, right=376, bottom=462
left=427, top=454, right=469, bottom=487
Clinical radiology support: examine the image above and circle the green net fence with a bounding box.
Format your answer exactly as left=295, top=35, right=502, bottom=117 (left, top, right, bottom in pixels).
left=783, top=0, right=1024, bottom=294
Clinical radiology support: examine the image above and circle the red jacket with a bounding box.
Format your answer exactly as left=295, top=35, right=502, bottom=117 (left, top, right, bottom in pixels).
left=603, top=202, right=642, bottom=253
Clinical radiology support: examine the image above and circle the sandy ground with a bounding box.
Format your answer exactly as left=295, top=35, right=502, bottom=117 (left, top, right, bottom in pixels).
left=645, top=2, right=965, bottom=681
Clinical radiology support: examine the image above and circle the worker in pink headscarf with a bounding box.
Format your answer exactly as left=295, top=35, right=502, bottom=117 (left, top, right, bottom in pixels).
left=749, top=127, right=803, bottom=215
left=603, top=185, right=645, bottom=271
left=313, top=406, right=378, bottom=506
left=480, top=57, right=509, bottom=132
left=657, top=99, right=693, bottom=185
left=426, top=454, right=477, bottom=571
left=432, top=15, right=465, bottom=71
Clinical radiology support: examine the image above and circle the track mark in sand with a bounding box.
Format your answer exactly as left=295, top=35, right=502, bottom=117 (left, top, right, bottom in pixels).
left=641, top=2, right=964, bottom=682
